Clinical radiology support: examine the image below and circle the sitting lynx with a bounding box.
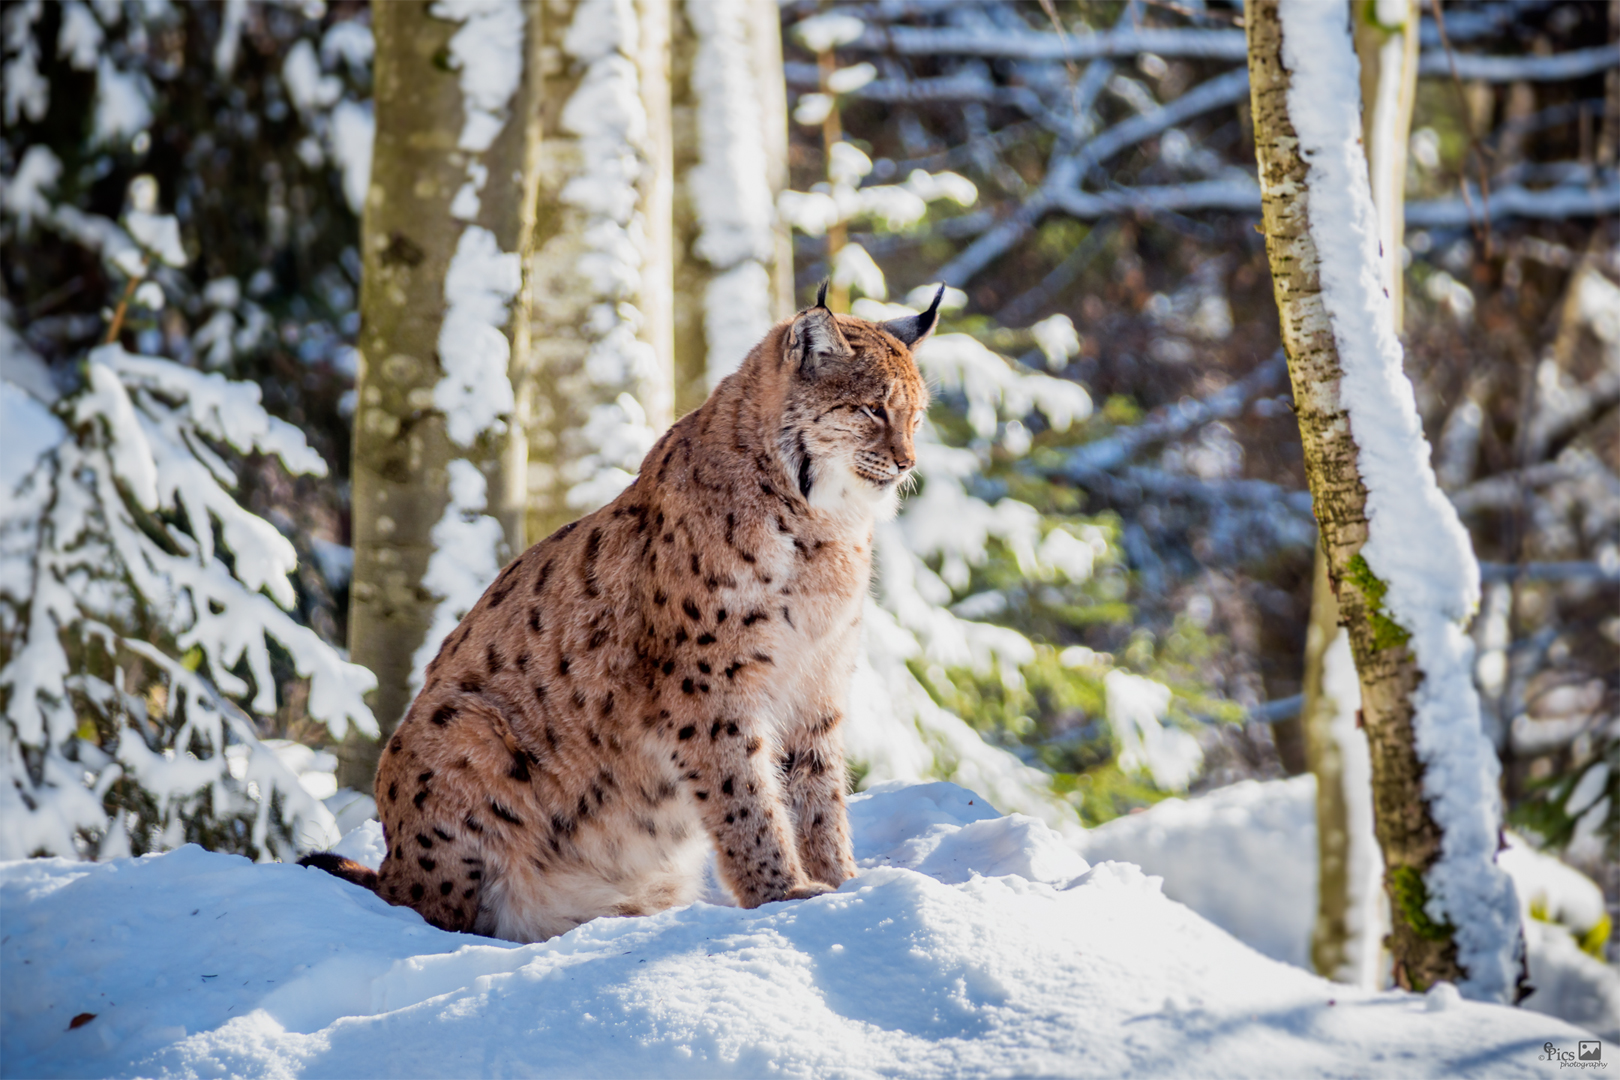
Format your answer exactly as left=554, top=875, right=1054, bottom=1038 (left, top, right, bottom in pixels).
left=304, top=286, right=940, bottom=942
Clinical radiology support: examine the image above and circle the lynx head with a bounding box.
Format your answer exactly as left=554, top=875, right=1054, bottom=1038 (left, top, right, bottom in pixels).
left=778, top=283, right=939, bottom=521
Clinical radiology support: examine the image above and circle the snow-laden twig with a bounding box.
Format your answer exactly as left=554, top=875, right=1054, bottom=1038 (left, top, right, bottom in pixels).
left=850, top=24, right=1250, bottom=62
left=1416, top=43, right=1620, bottom=83
left=1056, top=354, right=1288, bottom=473
left=938, top=69, right=1251, bottom=286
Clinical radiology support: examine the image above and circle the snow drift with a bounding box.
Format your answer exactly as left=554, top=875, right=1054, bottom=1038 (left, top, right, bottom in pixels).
left=1, top=781, right=1593, bottom=1079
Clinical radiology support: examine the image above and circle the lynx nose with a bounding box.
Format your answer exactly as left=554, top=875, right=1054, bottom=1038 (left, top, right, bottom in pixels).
left=894, top=453, right=915, bottom=472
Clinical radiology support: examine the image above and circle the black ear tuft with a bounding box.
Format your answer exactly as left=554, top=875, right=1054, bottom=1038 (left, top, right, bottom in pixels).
left=882, top=284, right=945, bottom=348
left=815, top=280, right=830, bottom=310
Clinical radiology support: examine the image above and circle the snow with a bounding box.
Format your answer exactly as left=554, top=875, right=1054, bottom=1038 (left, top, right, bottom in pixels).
left=0, top=780, right=1598, bottom=1079
left=1104, top=670, right=1203, bottom=792
left=3, top=0, right=48, bottom=126
left=432, top=226, right=522, bottom=447
left=429, top=0, right=525, bottom=153
left=686, top=0, right=779, bottom=386
left=55, top=1, right=102, bottom=72
left=328, top=99, right=374, bottom=216
left=212, top=0, right=246, bottom=76
left=2, top=380, right=66, bottom=498
left=407, top=459, right=506, bottom=702
left=1031, top=313, right=1080, bottom=370
left=92, top=56, right=152, bottom=147
left=544, top=0, right=667, bottom=512
left=1, top=144, right=60, bottom=231
left=1082, top=776, right=1619, bottom=1039
left=792, top=11, right=865, bottom=54
left=1277, top=0, right=1521, bottom=1002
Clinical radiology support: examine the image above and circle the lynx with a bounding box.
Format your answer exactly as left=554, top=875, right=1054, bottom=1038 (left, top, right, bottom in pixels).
left=303, top=286, right=940, bottom=942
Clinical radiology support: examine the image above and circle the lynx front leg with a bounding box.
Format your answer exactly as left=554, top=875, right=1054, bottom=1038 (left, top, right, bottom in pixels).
left=780, top=710, right=856, bottom=889
left=675, top=715, right=826, bottom=907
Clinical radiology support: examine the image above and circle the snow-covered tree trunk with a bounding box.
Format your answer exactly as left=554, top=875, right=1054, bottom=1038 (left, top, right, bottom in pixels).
left=342, top=0, right=541, bottom=789
left=524, top=0, right=675, bottom=543
left=1247, top=0, right=1523, bottom=1001
left=671, top=0, right=795, bottom=412
left=1304, top=0, right=1416, bottom=985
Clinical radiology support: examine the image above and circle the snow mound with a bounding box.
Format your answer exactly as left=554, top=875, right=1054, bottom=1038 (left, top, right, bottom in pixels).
left=1078, top=776, right=1318, bottom=968
left=1, top=782, right=1590, bottom=1078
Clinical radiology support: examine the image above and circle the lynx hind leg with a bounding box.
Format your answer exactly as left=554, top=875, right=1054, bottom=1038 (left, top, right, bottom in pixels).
left=780, top=711, right=856, bottom=889
left=373, top=704, right=524, bottom=933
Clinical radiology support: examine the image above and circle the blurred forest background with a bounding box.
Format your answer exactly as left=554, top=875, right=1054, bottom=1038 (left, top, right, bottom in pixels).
left=1, top=0, right=1616, bottom=990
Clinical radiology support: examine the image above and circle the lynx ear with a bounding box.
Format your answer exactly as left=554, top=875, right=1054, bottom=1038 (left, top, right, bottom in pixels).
left=881, top=284, right=945, bottom=348
left=788, top=305, right=853, bottom=378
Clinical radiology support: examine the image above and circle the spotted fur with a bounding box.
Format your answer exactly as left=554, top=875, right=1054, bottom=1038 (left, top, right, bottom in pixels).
left=306, top=291, right=937, bottom=942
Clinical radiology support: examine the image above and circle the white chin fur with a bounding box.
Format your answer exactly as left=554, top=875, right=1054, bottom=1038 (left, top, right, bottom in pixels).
left=808, top=460, right=900, bottom=522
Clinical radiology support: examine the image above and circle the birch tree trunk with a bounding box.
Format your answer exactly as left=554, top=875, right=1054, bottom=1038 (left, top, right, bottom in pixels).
left=341, top=1, right=542, bottom=789
left=1304, top=0, right=1414, bottom=983
left=672, top=0, right=795, bottom=415
left=525, top=0, right=676, bottom=542
left=1248, top=0, right=1522, bottom=1001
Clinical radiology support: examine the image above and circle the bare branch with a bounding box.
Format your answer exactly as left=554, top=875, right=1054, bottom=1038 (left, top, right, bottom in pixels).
left=1416, top=43, right=1620, bottom=82
left=847, top=24, right=1615, bottom=83
left=1056, top=354, right=1289, bottom=473
left=851, top=24, right=1250, bottom=62
left=1406, top=181, right=1620, bottom=226
left=1480, top=561, right=1620, bottom=583
left=1449, top=456, right=1620, bottom=515
left=936, top=69, right=1253, bottom=286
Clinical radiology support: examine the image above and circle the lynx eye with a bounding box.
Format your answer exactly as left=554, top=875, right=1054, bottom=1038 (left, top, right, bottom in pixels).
left=860, top=405, right=888, bottom=424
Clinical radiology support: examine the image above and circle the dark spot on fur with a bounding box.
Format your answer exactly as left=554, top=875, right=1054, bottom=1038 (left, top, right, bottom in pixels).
left=753, top=652, right=773, bottom=664
left=588, top=629, right=609, bottom=650
left=534, top=559, right=553, bottom=594
left=414, top=790, right=429, bottom=808
left=781, top=607, right=795, bottom=629
left=682, top=678, right=695, bottom=695
left=682, top=599, right=701, bottom=622
left=696, top=634, right=716, bottom=646
left=433, top=827, right=454, bottom=842
left=418, top=857, right=436, bottom=872
left=654, top=590, right=667, bottom=606
left=535, top=683, right=548, bottom=704
left=487, top=644, right=502, bottom=674
left=509, top=751, right=530, bottom=782
left=410, top=883, right=425, bottom=901
left=463, top=887, right=476, bottom=899
left=389, top=736, right=404, bottom=754
left=529, top=608, right=543, bottom=633
left=388, top=782, right=398, bottom=802
left=489, top=801, right=523, bottom=826
left=419, top=771, right=434, bottom=783
left=558, top=657, right=571, bottom=676
left=459, top=678, right=482, bottom=694
left=675, top=628, right=689, bottom=645
left=746, top=737, right=762, bottom=755
left=572, top=689, right=588, bottom=710
left=464, top=815, right=484, bottom=833
left=545, top=725, right=559, bottom=749
left=515, top=651, right=529, bottom=671
left=661, top=660, right=675, bottom=675
left=738, top=806, right=750, bottom=820
left=440, top=881, right=454, bottom=896
left=417, top=834, right=434, bottom=849
left=743, top=611, right=767, bottom=626
left=721, top=777, right=734, bottom=796
left=678, top=725, right=696, bottom=740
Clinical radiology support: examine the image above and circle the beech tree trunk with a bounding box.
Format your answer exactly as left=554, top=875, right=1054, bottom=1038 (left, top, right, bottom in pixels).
left=1304, top=0, right=1415, bottom=983
left=341, top=2, right=542, bottom=789
left=525, top=0, right=676, bottom=543
left=671, top=0, right=795, bottom=416
left=1247, top=0, right=1464, bottom=993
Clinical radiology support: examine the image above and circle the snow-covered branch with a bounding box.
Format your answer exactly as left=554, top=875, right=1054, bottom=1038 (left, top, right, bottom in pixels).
left=1056, top=355, right=1288, bottom=473
left=1417, top=43, right=1620, bottom=83
left=849, top=24, right=1249, bottom=62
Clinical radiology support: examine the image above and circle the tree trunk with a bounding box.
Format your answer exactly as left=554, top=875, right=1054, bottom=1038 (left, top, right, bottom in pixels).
left=525, top=0, right=676, bottom=543
left=341, top=1, right=542, bottom=790
left=1304, top=0, right=1415, bottom=983
left=1247, top=0, right=1521, bottom=1000
left=672, top=0, right=796, bottom=415
left=1353, top=0, right=1418, bottom=332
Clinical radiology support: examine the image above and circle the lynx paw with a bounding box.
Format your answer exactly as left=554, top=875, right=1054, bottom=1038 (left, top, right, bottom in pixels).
left=784, top=880, right=839, bottom=901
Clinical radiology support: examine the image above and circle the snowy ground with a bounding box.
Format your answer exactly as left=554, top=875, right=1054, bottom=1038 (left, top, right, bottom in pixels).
left=0, top=781, right=1598, bottom=1079
left=1080, top=777, right=1620, bottom=1040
